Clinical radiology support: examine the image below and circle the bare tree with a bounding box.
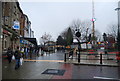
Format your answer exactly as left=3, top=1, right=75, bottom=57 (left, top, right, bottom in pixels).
left=39, top=32, right=53, bottom=45
left=95, top=29, right=102, bottom=41
left=69, top=19, right=92, bottom=41
left=60, top=28, right=68, bottom=40
left=69, top=19, right=82, bottom=35
left=107, top=24, right=118, bottom=38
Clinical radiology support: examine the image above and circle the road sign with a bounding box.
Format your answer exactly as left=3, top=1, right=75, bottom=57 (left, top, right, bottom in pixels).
left=75, top=31, right=81, bottom=37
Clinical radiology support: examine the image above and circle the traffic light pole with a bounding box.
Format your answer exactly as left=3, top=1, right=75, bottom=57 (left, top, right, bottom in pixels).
left=75, top=29, right=81, bottom=63
left=115, top=7, right=120, bottom=64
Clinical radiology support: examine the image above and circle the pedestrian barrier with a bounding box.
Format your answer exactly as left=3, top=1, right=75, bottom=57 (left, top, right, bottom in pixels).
left=64, top=51, right=120, bottom=66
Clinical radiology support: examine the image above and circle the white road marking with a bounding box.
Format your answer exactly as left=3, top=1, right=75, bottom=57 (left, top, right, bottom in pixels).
left=94, top=76, right=120, bottom=80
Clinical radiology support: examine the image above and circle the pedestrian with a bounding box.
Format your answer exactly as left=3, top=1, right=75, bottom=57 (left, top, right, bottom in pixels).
left=14, top=46, right=21, bottom=70
left=29, top=45, right=33, bottom=59
left=69, top=49, right=73, bottom=59
left=6, top=47, right=13, bottom=63
left=24, top=46, right=29, bottom=59
left=36, top=46, right=39, bottom=57
left=73, top=47, right=77, bottom=56
left=41, top=47, right=44, bottom=56
left=20, top=47, right=24, bottom=59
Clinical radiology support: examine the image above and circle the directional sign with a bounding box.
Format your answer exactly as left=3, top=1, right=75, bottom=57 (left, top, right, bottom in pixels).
left=12, top=20, right=20, bottom=30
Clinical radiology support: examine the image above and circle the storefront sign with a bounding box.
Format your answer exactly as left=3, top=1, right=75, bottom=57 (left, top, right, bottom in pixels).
left=12, top=20, right=20, bottom=30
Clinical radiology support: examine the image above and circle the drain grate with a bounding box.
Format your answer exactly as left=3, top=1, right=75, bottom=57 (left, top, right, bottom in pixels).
left=42, top=69, right=66, bottom=76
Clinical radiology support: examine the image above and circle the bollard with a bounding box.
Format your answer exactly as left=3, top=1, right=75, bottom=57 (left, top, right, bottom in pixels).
left=78, top=46, right=81, bottom=63
left=78, top=53, right=80, bottom=63
left=78, top=49, right=80, bottom=63
left=64, top=53, right=66, bottom=62
left=100, top=53, right=102, bottom=64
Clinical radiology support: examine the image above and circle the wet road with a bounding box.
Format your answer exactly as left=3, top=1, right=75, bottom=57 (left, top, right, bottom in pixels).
left=2, top=52, right=120, bottom=80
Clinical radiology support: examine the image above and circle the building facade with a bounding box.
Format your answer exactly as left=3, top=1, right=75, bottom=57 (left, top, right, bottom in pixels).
left=0, top=1, right=2, bottom=55
left=2, top=2, right=23, bottom=51
left=2, top=1, right=35, bottom=52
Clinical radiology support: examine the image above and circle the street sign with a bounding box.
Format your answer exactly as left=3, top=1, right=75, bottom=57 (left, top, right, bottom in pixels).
left=12, top=20, right=20, bottom=30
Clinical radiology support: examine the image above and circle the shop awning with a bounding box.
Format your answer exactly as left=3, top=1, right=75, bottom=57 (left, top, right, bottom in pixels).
left=2, top=26, right=19, bottom=36
left=21, top=37, right=37, bottom=46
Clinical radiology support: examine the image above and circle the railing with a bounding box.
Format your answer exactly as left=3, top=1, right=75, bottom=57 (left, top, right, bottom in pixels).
left=64, top=51, right=120, bottom=66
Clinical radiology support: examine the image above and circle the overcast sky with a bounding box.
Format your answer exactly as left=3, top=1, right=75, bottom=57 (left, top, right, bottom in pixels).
left=19, top=0, right=119, bottom=45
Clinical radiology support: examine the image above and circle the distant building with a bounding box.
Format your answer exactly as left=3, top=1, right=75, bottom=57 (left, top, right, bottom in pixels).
left=31, top=30, right=34, bottom=38
left=44, top=41, right=56, bottom=52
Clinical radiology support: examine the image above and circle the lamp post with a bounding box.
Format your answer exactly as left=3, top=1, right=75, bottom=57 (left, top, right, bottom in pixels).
left=86, top=27, right=89, bottom=49
left=75, top=28, right=81, bottom=63
left=115, top=7, right=120, bottom=63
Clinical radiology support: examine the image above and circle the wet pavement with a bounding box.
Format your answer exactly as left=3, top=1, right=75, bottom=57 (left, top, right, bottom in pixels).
left=2, top=51, right=120, bottom=80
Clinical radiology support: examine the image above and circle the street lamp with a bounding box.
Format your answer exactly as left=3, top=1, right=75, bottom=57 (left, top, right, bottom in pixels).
left=86, top=27, right=89, bottom=49
left=115, top=7, right=120, bottom=62
left=115, top=8, right=120, bottom=49
left=75, top=28, right=81, bottom=63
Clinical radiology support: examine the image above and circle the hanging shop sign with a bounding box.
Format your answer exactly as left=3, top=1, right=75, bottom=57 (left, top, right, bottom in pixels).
left=12, top=20, right=20, bottom=30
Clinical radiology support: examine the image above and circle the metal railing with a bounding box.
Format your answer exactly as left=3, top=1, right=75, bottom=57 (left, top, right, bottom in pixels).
left=64, top=51, right=120, bottom=65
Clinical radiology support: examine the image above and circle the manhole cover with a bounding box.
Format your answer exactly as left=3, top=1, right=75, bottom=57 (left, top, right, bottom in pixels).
left=42, top=69, right=66, bottom=76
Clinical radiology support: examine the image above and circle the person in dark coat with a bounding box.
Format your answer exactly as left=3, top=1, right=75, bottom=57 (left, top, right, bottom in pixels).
left=14, top=46, right=21, bottom=69
left=24, top=46, right=29, bottom=59
left=6, top=47, right=13, bottom=63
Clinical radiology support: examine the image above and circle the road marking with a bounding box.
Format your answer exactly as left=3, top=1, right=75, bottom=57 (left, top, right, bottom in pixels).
left=23, top=59, right=64, bottom=63
left=94, top=76, right=120, bottom=80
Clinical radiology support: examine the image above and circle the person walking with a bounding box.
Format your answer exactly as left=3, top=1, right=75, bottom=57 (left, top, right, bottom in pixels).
left=29, top=45, right=33, bottom=59
left=69, top=49, right=73, bottom=59
left=6, top=47, right=13, bottom=63
left=24, top=46, right=29, bottom=59
left=20, top=47, right=24, bottom=59
left=41, top=47, right=44, bottom=56
left=14, top=46, right=21, bottom=70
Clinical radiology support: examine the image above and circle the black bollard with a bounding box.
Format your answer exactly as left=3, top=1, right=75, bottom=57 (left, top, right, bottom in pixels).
left=78, top=48, right=80, bottom=63
left=77, top=44, right=81, bottom=63
left=64, top=53, right=66, bottom=62
left=78, top=53, right=80, bottom=63
left=100, top=53, right=102, bottom=64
